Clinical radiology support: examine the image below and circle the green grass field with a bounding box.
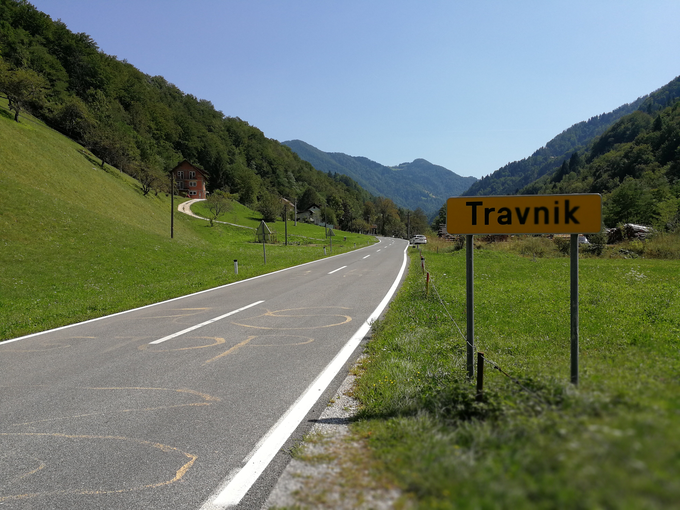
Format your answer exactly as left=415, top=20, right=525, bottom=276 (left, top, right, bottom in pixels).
left=352, top=242, right=680, bottom=508
left=0, top=101, right=375, bottom=341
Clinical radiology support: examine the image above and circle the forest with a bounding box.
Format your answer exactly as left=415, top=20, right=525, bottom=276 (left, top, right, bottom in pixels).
left=521, top=102, right=680, bottom=229
left=0, top=0, right=428, bottom=237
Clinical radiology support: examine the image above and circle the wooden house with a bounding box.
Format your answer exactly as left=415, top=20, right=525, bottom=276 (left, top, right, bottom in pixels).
left=171, top=160, right=208, bottom=198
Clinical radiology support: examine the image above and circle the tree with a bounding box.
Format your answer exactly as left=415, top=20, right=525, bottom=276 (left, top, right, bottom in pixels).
left=374, top=197, right=400, bottom=236
left=299, top=186, right=322, bottom=212
left=410, top=208, right=429, bottom=235
left=257, top=189, right=281, bottom=222
left=136, top=168, right=158, bottom=197
left=0, top=60, right=47, bottom=122
left=431, top=204, right=447, bottom=232
left=206, top=189, right=235, bottom=226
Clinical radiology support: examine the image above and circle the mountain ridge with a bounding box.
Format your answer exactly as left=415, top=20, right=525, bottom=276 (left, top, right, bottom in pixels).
left=283, top=140, right=476, bottom=218
left=464, top=74, right=680, bottom=197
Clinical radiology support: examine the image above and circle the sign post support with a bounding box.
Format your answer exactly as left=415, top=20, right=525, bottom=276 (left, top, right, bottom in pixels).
left=466, top=235, right=474, bottom=379
left=570, top=234, right=579, bottom=385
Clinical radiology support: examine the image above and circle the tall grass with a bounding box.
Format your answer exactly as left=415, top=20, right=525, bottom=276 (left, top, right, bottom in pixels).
left=353, top=247, right=680, bottom=508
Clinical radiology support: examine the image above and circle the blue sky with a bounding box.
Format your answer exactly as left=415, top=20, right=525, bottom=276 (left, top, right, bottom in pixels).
left=30, top=0, right=680, bottom=179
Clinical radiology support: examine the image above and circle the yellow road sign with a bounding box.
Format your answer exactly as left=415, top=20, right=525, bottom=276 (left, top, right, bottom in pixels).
left=447, top=194, right=602, bottom=235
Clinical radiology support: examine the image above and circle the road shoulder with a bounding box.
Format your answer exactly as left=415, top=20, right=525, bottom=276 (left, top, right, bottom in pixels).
left=263, top=356, right=403, bottom=509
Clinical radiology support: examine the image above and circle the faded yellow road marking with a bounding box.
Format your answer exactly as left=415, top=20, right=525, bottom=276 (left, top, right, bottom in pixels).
left=8, top=386, right=220, bottom=426
left=204, top=336, right=257, bottom=364
left=0, top=433, right=197, bottom=503
left=138, top=336, right=226, bottom=352
left=232, top=307, right=352, bottom=330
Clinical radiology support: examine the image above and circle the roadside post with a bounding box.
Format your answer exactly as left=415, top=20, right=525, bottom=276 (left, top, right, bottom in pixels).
left=447, top=194, right=602, bottom=384
left=234, top=259, right=238, bottom=275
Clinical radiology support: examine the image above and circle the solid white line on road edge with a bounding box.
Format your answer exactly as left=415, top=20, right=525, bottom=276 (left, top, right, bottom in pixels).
left=204, top=243, right=409, bottom=509
left=149, top=301, right=264, bottom=345
left=363, top=255, right=370, bottom=259
left=327, top=266, right=347, bottom=275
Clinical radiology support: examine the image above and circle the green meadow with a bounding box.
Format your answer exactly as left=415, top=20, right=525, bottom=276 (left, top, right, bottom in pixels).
left=0, top=102, right=374, bottom=341
left=352, top=239, right=680, bottom=509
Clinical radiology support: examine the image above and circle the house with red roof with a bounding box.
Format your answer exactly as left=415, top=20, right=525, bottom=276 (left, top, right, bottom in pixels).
left=171, top=160, right=208, bottom=198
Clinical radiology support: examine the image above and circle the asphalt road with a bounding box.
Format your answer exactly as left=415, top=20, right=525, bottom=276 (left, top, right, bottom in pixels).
left=0, top=237, right=409, bottom=509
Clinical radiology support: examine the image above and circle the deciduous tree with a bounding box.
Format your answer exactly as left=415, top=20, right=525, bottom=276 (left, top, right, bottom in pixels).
left=0, top=59, right=47, bottom=122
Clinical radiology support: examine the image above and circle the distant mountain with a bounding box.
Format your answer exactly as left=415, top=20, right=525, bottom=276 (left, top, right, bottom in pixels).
left=282, top=140, right=476, bottom=218
left=464, top=74, right=680, bottom=197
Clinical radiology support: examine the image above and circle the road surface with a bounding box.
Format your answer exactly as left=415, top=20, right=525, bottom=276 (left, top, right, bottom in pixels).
left=0, top=238, right=408, bottom=509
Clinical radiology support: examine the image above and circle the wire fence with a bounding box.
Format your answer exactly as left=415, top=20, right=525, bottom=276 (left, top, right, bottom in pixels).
left=419, top=248, right=549, bottom=404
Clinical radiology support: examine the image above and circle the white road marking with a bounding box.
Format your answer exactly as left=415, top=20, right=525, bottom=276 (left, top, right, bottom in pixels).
left=148, top=301, right=264, bottom=345
left=204, top=243, right=409, bottom=509
left=363, top=255, right=370, bottom=259
left=327, top=266, right=347, bottom=274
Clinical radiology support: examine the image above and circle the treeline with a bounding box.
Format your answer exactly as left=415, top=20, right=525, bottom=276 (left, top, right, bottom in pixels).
left=522, top=101, right=680, bottom=229
left=0, top=0, right=426, bottom=235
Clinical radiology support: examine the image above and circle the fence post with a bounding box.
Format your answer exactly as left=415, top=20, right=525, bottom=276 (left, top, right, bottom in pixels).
left=426, top=272, right=430, bottom=296
left=476, top=352, right=485, bottom=401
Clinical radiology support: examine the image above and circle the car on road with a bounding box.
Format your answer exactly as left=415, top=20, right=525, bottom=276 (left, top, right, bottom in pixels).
left=410, top=234, right=427, bottom=245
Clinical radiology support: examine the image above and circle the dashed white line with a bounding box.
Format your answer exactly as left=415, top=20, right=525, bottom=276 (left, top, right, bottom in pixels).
left=363, top=255, right=370, bottom=259
left=327, top=266, right=347, bottom=275
left=148, top=301, right=264, bottom=345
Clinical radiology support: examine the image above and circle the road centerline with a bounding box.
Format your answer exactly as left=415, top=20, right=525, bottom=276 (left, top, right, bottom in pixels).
left=327, top=266, right=347, bottom=275
left=148, top=301, right=264, bottom=345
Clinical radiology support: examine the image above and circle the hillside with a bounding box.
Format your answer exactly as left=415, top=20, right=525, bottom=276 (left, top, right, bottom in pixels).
left=0, top=101, right=372, bottom=340
left=0, top=0, right=377, bottom=232
left=283, top=140, right=476, bottom=218
left=464, top=75, right=680, bottom=197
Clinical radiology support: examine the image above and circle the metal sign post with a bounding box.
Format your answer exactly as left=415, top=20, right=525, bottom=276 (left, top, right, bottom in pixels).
left=256, top=220, right=271, bottom=264
left=570, top=234, right=579, bottom=384
left=447, top=194, right=601, bottom=385
left=328, top=228, right=335, bottom=254
left=466, top=234, right=474, bottom=378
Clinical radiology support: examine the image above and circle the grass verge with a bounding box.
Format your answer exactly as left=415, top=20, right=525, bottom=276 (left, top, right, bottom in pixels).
left=351, top=244, right=680, bottom=509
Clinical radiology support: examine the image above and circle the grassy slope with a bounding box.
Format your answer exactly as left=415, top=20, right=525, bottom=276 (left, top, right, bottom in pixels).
left=352, top=242, right=680, bottom=508
left=0, top=103, right=374, bottom=341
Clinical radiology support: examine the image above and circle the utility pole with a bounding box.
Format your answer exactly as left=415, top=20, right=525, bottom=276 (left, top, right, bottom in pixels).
left=294, top=198, right=297, bottom=226
left=170, top=171, right=174, bottom=239
left=284, top=203, right=288, bottom=246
